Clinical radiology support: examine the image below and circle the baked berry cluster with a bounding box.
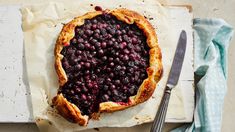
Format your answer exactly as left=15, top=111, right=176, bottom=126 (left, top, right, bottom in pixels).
left=60, top=14, right=149, bottom=116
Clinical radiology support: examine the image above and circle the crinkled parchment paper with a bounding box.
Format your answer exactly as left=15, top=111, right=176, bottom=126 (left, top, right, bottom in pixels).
left=21, top=0, right=194, bottom=131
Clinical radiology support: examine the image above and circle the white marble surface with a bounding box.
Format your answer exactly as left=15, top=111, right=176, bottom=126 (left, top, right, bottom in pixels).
left=0, top=0, right=234, bottom=131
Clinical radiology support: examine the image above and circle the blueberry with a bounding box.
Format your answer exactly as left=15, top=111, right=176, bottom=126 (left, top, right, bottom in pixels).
left=123, top=49, right=130, bottom=54
left=91, top=51, right=97, bottom=56
left=95, top=42, right=101, bottom=48
left=102, top=56, right=107, bottom=61
left=107, top=40, right=113, bottom=46
left=109, top=29, right=115, bottom=35
left=62, top=59, right=70, bottom=69
left=110, top=72, right=114, bottom=78
left=106, top=67, right=111, bottom=72
left=101, top=28, right=107, bottom=35
left=103, top=85, right=109, bottom=91
left=85, top=70, right=90, bottom=75
left=98, top=49, right=104, bottom=56
left=91, top=39, right=98, bottom=44
left=75, top=64, right=82, bottom=70
left=94, top=29, right=100, bottom=34
left=85, top=43, right=91, bottom=50
left=106, top=78, right=111, bottom=83
left=91, top=74, right=96, bottom=80
left=115, top=80, right=121, bottom=85
left=81, top=94, right=87, bottom=100
left=132, top=37, right=138, bottom=44
left=114, top=58, right=120, bottom=63
left=85, top=30, right=93, bottom=36
left=116, top=30, right=122, bottom=35
left=77, top=38, right=84, bottom=43
left=87, top=83, right=93, bottom=88
left=123, top=77, right=129, bottom=84
left=128, top=62, right=135, bottom=67
left=84, top=62, right=91, bottom=68
left=71, top=38, right=77, bottom=44
left=119, top=71, right=125, bottom=76
left=92, top=24, right=97, bottom=30
left=102, top=94, right=110, bottom=101
left=90, top=46, right=96, bottom=51
left=120, top=42, right=127, bottom=49
left=83, top=33, right=90, bottom=39
left=108, top=57, right=114, bottom=62
left=110, top=84, right=116, bottom=89
left=115, top=65, right=122, bottom=71
left=92, top=19, right=98, bottom=24
left=112, top=89, right=118, bottom=96
left=82, top=86, right=88, bottom=93
left=101, top=42, right=107, bottom=48
left=129, top=86, right=136, bottom=95
left=87, top=95, right=93, bottom=100
left=121, top=29, right=126, bottom=34
left=96, top=68, right=101, bottom=73
left=109, top=62, right=114, bottom=67
left=123, top=55, right=129, bottom=61
left=77, top=30, right=84, bottom=36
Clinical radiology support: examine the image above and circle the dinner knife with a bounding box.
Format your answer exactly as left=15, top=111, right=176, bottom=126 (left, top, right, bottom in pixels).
left=150, top=30, right=187, bottom=132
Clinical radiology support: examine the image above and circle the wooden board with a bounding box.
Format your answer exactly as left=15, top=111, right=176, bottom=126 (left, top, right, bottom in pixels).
left=0, top=5, right=33, bottom=122
left=0, top=5, right=194, bottom=123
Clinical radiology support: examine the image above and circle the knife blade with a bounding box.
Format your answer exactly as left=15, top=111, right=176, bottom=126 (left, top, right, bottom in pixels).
left=167, top=30, right=187, bottom=87
left=150, top=30, right=187, bottom=132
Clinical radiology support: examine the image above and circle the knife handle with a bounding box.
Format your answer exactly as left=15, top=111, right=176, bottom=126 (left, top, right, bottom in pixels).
left=150, top=86, right=172, bottom=132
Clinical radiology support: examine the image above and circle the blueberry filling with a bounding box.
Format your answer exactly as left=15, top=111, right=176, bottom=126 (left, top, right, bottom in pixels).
left=59, top=14, right=149, bottom=116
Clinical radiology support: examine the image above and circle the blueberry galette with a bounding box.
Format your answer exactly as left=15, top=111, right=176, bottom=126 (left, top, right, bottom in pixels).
left=52, top=8, right=162, bottom=126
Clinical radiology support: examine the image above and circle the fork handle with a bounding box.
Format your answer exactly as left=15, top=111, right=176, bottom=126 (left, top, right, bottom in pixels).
left=150, top=86, right=172, bottom=132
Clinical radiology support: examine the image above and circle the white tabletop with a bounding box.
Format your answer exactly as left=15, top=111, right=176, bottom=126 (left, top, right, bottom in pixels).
left=0, top=0, right=234, bottom=132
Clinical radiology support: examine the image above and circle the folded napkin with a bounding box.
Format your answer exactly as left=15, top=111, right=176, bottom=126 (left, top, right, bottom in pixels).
left=172, top=19, right=234, bottom=132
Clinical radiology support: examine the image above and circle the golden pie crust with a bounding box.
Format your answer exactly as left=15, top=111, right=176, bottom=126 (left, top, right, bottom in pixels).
left=52, top=8, right=163, bottom=126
